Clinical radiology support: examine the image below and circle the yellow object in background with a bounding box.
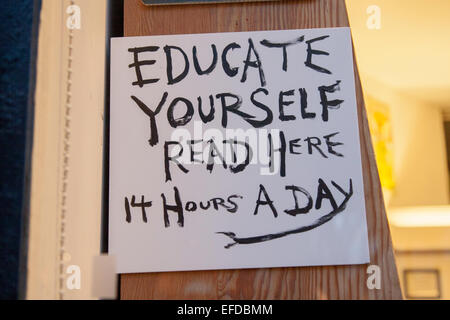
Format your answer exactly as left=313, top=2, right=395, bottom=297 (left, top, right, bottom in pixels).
left=366, top=96, right=395, bottom=190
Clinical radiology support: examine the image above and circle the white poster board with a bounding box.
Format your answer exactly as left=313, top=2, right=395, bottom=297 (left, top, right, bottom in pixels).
left=109, top=27, right=369, bottom=273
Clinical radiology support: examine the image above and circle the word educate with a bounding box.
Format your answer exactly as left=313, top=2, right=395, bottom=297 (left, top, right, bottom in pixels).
left=128, top=35, right=333, bottom=88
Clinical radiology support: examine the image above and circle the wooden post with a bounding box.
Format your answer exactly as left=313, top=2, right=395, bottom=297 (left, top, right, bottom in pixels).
left=120, top=0, right=402, bottom=299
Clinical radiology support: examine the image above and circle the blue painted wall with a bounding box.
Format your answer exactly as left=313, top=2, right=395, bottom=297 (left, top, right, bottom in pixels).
left=0, top=0, right=38, bottom=299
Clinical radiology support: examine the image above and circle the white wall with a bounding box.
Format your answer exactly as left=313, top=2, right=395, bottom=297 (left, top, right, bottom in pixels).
left=362, top=77, right=449, bottom=208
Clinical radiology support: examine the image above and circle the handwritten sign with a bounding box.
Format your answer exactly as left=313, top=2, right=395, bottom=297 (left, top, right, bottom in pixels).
left=110, top=27, right=369, bottom=273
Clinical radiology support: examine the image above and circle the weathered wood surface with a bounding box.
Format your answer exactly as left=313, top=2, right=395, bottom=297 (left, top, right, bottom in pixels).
left=121, top=0, right=402, bottom=299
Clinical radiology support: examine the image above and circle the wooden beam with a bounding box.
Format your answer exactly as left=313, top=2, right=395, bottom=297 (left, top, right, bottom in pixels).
left=27, top=0, right=106, bottom=299
left=120, top=0, right=402, bottom=299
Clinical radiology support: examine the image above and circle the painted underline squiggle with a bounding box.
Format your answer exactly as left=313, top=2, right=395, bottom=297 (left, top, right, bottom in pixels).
left=217, top=179, right=353, bottom=248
